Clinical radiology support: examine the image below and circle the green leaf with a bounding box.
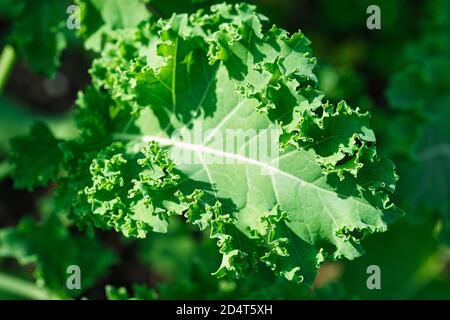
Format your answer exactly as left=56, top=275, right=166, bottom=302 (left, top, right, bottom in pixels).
left=0, top=96, right=77, bottom=154
left=385, top=0, right=450, bottom=241
left=0, top=215, right=117, bottom=298
left=147, top=0, right=240, bottom=18
left=11, top=3, right=403, bottom=285
left=77, top=0, right=152, bottom=52
left=340, top=218, right=448, bottom=299
left=136, top=224, right=316, bottom=299
left=9, top=122, right=63, bottom=191
left=6, top=0, right=71, bottom=77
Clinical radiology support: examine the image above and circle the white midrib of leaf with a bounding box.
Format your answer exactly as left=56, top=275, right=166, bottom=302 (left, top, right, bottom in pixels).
left=113, top=132, right=376, bottom=210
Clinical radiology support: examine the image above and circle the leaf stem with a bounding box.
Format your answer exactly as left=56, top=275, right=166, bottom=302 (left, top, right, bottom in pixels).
left=0, top=161, right=12, bottom=180
left=0, top=271, right=57, bottom=300
left=0, top=45, right=16, bottom=93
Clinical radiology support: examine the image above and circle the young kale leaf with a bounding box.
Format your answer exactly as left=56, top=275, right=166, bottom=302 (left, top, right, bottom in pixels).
left=9, top=3, right=403, bottom=285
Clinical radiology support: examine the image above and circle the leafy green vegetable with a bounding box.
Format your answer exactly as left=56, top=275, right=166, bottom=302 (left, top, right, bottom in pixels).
left=327, top=0, right=450, bottom=300
left=147, top=0, right=239, bottom=17
left=1, top=0, right=72, bottom=77
left=0, top=96, right=77, bottom=155
left=339, top=218, right=449, bottom=299
left=9, top=122, right=63, bottom=191
left=0, top=215, right=117, bottom=298
left=76, top=0, right=152, bottom=52
left=9, top=3, right=402, bottom=286
left=384, top=0, right=450, bottom=242
left=136, top=222, right=337, bottom=299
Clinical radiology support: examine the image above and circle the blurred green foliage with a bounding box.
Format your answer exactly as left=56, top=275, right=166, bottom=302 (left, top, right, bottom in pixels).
left=0, top=0, right=448, bottom=299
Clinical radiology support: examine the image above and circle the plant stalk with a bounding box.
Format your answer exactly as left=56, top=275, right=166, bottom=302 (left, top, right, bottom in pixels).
left=0, top=161, right=12, bottom=180
left=0, top=45, right=16, bottom=93
left=0, top=271, right=57, bottom=300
